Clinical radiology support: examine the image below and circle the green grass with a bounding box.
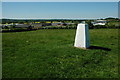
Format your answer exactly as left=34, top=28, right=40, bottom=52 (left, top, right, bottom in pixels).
left=107, top=21, right=120, bottom=27
left=2, top=29, right=119, bottom=78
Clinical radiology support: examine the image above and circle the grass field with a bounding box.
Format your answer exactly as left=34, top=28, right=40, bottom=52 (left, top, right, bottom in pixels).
left=2, top=29, right=119, bottom=78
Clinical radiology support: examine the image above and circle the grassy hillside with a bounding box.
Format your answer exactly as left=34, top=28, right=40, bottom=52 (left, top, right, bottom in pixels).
left=2, top=29, right=119, bottom=78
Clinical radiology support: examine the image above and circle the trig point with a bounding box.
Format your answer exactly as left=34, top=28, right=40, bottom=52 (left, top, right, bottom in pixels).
left=74, top=21, right=90, bottom=49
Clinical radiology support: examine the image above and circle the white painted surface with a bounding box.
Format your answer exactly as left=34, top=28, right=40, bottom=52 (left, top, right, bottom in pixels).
left=92, top=20, right=106, bottom=26
left=74, top=23, right=90, bottom=48
left=93, top=23, right=106, bottom=26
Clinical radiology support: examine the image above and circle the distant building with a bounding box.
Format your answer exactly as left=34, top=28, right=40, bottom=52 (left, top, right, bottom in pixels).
left=31, top=23, right=43, bottom=29
left=0, top=24, right=2, bottom=28
left=31, top=23, right=42, bottom=27
left=51, top=22, right=63, bottom=26
left=42, top=23, right=51, bottom=26
left=1, top=22, right=75, bottom=29
left=51, top=22, right=73, bottom=26
left=2, top=24, right=13, bottom=28
left=15, top=24, right=30, bottom=28
left=92, top=20, right=107, bottom=26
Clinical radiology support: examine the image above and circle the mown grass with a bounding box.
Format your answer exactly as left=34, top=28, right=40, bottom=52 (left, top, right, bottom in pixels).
left=2, top=29, right=119, bottom=78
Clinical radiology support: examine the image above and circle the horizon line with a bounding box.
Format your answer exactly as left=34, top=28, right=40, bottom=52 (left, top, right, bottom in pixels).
left=1, top=17, right=118, bottom=20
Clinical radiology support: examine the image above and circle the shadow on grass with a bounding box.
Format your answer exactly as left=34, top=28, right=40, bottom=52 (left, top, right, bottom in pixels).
left=89, top=46, right=111, bottom=51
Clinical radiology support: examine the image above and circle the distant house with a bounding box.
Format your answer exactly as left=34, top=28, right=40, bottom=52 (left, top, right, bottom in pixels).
left=15, top=24, right=30, bottom=28
left=92, top=20, right=107, bottom=26
left=65, top=23, right=75, bottom=25
left=42, top=23, right=51, bottom=26
left=31, top=23, right=43, bottom=29
left=0, top=24, right=2, bottom=28
left=2, top=24, right=13, bottom=28
left=31, top=23, right=42, bottom=27
left=51, top=22, right=67, bottom=26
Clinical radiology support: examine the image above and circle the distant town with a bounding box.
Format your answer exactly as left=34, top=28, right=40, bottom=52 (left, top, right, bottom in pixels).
left=0, top=17, right=120, bottom=32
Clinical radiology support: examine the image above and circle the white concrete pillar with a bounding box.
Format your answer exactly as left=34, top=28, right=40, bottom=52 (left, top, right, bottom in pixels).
left=74, top=23, right=90, bottom=49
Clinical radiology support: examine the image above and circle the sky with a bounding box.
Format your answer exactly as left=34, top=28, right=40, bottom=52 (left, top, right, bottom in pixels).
left=2, top=2, right=118, bottom=19
left=2, top=0, right=120, bottom=2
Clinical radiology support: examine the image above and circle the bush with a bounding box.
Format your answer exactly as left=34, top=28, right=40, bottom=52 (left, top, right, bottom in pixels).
left=93, top=25, right=107, bottom=29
